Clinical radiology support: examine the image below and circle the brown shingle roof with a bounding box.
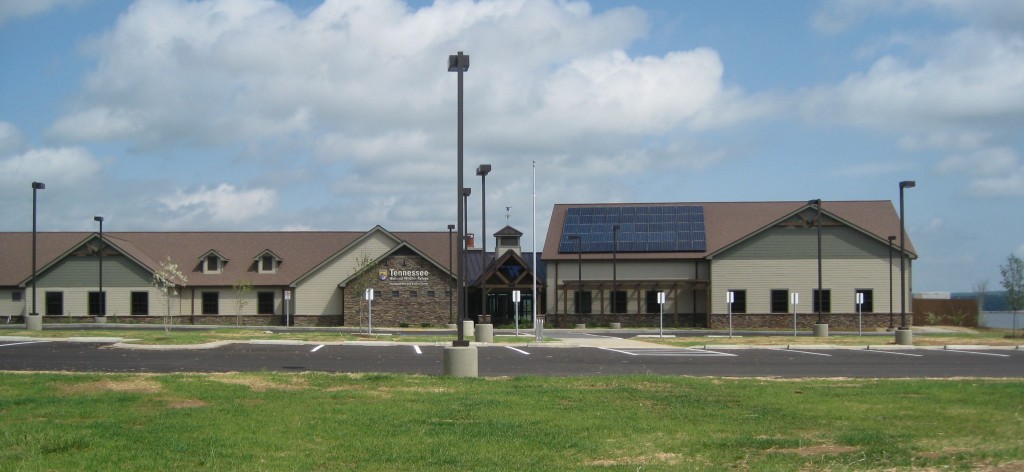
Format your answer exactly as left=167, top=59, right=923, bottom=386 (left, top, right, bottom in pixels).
left=541, top=201, right=916, bottom=261
left=0, top=230, right=456, bottom=287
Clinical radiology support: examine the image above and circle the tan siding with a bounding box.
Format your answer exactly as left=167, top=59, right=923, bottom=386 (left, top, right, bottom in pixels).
left=711, top=258, right=907, bottom=313
left=295, top=232, right=396, bottom=315
left=545, top=259, right=704, bottom=315
left=1, top=289, right=26, bottom=318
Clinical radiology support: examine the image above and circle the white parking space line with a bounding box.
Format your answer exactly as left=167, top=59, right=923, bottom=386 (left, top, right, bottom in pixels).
left=599, top=347, right=735, bottom=357
left=778, top=348, right=832, bottom=357
left=863, top=349, right=923, bottom=357
left=505, top=346, right=530, bottom=355
left=690, top=348, right=738, bottom=357
left=942, top=349, right=1010, bottom=358
left=310, top=344, right=325, bottom=353
left=0, top=341, right=47, bottom=348
left=413, top=345, right=422, bottom=355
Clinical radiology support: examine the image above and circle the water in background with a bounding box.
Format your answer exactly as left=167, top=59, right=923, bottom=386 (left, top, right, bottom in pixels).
left=979, top=311, right=1021, bottom=330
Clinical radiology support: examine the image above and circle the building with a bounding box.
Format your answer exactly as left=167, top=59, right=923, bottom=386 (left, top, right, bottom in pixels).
left=0, top=224, right=545, bottom=327
left=541, top=201, right=916, bottom=330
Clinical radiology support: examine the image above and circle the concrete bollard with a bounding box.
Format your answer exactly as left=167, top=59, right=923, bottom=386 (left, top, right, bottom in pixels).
left=813, top=323, right=829, bottom=337
left=609, top=322, right=621, bottom=329
left=443, top=346, right=478, bottom=377
left=446, top=323, right=457, bottom=330
left=474, top=323, right=493, bottom=343
left=574, top=323, right=586, bottom=329
left=26, top=314, right=42, bottom=331
left=461, top=320, right=474, bottom=339
left=895, top=328, right=913, bottom=345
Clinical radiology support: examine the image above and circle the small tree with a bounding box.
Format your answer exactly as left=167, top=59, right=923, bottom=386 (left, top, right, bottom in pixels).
left=233, top=278, right=253, bottom=327
left=152, top=256, right=188, bottom=334
left=972, top=279, right=989, bottom=312
left=1000, top=254, right=1024, bottom=337
left=347, top=253, right=379, bottom=333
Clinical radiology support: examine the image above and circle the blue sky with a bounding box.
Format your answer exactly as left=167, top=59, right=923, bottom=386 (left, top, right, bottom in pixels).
left=2, top=0, right=1023, bottom=292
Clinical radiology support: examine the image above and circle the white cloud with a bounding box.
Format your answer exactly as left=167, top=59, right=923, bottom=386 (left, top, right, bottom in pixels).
left=0, top=121, right=26, bottom=156
left=50, top=0, right=763, bottom=151
left=0, top=147, right=101, bottom=186
left=0, top=0, right=85, bottom=25
left=937, top=147, right=1024, bottom=197
left=159, top=184, right=278, bottom=223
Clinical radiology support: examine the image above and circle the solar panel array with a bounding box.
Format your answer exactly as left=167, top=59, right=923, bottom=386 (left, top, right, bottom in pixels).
left=558, top=205, right=707, bottom=253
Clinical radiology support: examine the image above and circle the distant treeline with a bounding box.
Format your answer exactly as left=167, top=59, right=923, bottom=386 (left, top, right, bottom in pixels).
left=951, top=291, right=1010, bottom=311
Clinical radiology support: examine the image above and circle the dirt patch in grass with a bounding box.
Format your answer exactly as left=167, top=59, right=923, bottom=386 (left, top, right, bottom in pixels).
left=773, top=444, right=860, bottom=456
left=208, top=374, right=309, bottom=392
left=58, top=378, right=162, bottom=395
left=585, top=452, right=682, bottom=467
left=166, top=398, right=208, bottom=409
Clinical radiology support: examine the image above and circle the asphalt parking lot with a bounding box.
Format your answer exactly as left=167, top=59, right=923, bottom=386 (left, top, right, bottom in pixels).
left=1, top=339, right=1022, bottom=378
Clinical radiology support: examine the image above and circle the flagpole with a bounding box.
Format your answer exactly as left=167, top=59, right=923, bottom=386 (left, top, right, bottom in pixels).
left=532, top=160, right=537, bottom=327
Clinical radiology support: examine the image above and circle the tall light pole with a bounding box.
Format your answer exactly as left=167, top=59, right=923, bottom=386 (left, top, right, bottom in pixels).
left=887, top=235, right=896, bottom=331
left=612, top=224, right=620, bottom=316
left=94, top=216, right=105, bottom=317
left=898, top=181, right=916, bottom=334
left=462, top=187, right=472, bottom=324
left=448, top=224, right=455, bottom=324
left=29, top=182, right=45, bottom=330
left=569, top=234, right=582, bottom=325
left=476, top=164, right=491, bottom=323
left=808, top=199, right=826, bottom=336
left=449, top=51, right=470, bottom=348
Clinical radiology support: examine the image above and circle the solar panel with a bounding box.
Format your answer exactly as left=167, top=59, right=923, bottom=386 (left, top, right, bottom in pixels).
left=558, top=205, right=707, bottom=253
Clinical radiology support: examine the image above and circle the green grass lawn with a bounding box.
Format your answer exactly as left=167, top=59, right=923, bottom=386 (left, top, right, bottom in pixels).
left=0, top=372, right=1021, bottom=470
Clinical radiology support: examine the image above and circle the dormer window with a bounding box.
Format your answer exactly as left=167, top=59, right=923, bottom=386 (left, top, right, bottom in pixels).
left=255, top=250, right=281, bottom=274
left=200, top=250, right=228, bottom=274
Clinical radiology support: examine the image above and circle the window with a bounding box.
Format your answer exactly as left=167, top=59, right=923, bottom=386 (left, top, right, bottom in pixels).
left=728, top=290, right=747, bottom=313
left=574, top=291, right=592, bottom=314
left=645, top=290, right=660, bottom=314
left=88, top=291, right=106, bottom=316
left=427, top=290, right=436, bottom=298
left=610, top=290, right=627, bottom=314
left=409, top=291, right=418, bottom=298
left=206, top=255, right=219, bottom=272
left=813, top=289, right=831, bottom=313
left=855, top=289, right=874, bottom=312
left=261, top=255, right=274, bottom=272
left=391, top=290, right=400, bottom=298
left=770, top=290, right=789, bottom=313
left=131, top=292, right=148, bottom=316
left=258, top=292, right=274, bottom=315
left=45, top=292, right=63, bottom=316
left=202, top=292, right=219, bottom=315
left=12, top=291, right=22, bottom=302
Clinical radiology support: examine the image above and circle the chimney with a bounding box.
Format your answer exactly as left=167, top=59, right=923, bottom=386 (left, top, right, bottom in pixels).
left=466, top=233, right=475, bottom=249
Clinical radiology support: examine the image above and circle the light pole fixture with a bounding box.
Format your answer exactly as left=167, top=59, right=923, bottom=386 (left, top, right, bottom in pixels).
left=569, top=234, right=582, bottom=325
left=808, top=199, right=824, bottom=326
left=449, top=50, right=470, bottom=348
left=476, top=164, right=491, bottom=323
left=94, top=216, right=105, bottom=317
left=887, top=235, right=896, bottom=330
left=448, top=223, right=455, bottom=324
left=612, top=224, right=620, bottom=316
left=899, top=181, right=915, bottom=330
left=30, top=182, right=45, bottom=327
